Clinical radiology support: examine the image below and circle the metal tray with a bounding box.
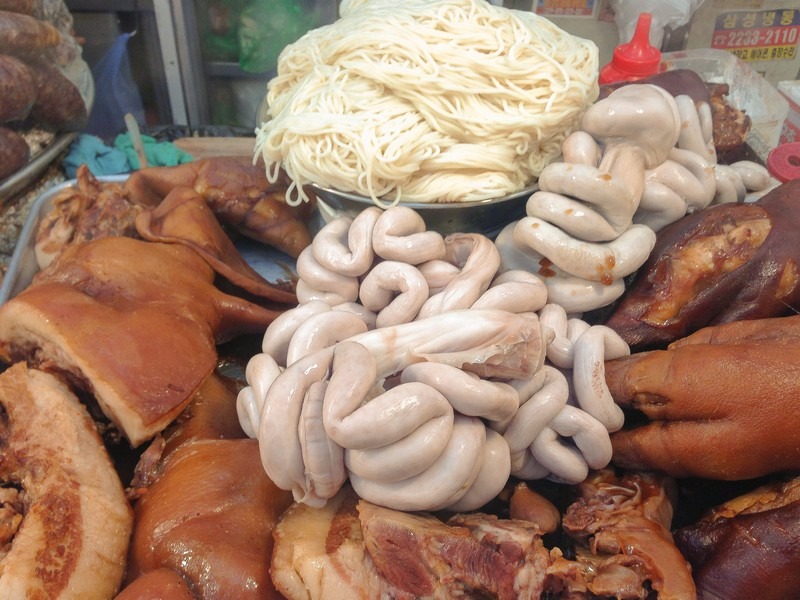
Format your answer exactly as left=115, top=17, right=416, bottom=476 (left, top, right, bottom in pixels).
left=0, top=175, right=104, bottom=304
left=0, top=133, right=78, bottom=204
left=0, top=175, right=298, bottom=306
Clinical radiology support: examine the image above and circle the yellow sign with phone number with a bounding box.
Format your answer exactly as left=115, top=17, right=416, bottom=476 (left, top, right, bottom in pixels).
left=712, top=8, right=800, bottom=62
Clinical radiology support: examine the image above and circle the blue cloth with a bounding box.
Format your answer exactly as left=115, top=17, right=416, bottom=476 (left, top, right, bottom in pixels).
left=113, top=132, right=193, bottom=170
left=62, top=134, right=130, bottom=178
left=63, top=133, right=195, bottom=178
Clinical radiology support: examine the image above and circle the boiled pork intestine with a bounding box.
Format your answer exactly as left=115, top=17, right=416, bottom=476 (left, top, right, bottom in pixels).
left=597, top=69, right=753, bottom=155
left=494, top=82, right=773, bottom=314
left=237, top=205, right=630, bottom=512
left=270, top=470, right=693, bottom=600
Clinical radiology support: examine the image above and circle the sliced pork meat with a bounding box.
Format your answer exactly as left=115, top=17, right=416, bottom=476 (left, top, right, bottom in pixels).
left=361, top=503, right=551, bottom=600
left=0, top=363, right=133, bottom=599
left=270, top=470, right=698, bottom=599
left=271, top=485, right=552, bottom=600
left=271, top=486, right=390, bottom=600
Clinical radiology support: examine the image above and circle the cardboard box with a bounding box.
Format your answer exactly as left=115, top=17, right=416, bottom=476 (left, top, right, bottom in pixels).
left=685, top=0, right=800, bottom=85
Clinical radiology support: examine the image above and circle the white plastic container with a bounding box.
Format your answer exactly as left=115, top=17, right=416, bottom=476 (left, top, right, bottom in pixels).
left=661, top=48, right=789, bottom=162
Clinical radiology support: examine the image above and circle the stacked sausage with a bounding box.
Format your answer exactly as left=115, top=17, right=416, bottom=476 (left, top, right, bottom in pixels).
left=0, top=1, right=90, bottom=180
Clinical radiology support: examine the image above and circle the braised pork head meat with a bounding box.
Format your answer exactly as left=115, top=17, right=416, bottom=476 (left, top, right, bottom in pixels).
left=270, top=470, right=693, bottom=599
left=674, top=476, right=800, bottom=600
left=605, top=179, right=800, bottom=350
left=0, top=237, right=281, bottom=447
left=124, top=156, right=316, bottom=258
left=121, top=373, right=293, bottom=599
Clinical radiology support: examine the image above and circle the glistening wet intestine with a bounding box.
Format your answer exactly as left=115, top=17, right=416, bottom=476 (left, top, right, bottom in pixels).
left=237, top=205, right=629, bottom=512
left=494, top=83, right=774, bottom=314
left=240, top=82, right=775, bottom=514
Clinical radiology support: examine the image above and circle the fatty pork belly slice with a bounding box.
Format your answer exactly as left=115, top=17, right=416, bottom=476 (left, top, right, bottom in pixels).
left=271, top=486, right=389, bottom=600
left=0, top=237, right=280, bottom=447
left=0, top=363, right=133, bottom=600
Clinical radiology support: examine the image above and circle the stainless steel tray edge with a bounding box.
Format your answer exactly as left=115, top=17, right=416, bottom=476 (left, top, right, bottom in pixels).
left=0, top=133, right=78, bottom=204
left=0, top=174, right=299, bottom=306
left=0, top=175, right=130, bottom=305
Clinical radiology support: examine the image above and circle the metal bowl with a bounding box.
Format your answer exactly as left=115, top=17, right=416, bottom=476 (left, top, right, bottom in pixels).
left=309, top=184, right=537, bottom=237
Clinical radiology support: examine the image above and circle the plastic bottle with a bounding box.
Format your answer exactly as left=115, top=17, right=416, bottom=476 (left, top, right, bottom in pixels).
left=599, top=12, right=661, bottom=85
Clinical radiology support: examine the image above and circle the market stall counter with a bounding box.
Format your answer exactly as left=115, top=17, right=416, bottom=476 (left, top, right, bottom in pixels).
left=1, top=1, right=800, bottom=599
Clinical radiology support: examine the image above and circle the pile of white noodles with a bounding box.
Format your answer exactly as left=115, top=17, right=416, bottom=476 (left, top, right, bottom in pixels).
left=254, top=0, right=599, bottom=206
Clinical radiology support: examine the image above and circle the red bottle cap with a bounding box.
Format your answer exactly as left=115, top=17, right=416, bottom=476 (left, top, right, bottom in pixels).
left=767, top=142, right=800, bottom=182
left=599, top=12, right=661, bottom=84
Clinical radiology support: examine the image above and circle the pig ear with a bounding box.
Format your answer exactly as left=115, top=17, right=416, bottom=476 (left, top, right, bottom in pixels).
left=135, top=186, right=297, bottom=306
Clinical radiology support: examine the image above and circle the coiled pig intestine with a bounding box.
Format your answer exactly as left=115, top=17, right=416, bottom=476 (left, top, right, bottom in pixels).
left=237, top=206, right=629, bottom=512
left=495, top=84, right=774, bottom=314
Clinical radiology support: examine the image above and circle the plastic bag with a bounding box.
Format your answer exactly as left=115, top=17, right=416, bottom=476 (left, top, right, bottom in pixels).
left=610, top=0, right=704, bottom=48
left=238, top=0, right=312, bottom=73
left=84, top=32, right=146, bottom=141
left=198, top=0, right=249, bottom=62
